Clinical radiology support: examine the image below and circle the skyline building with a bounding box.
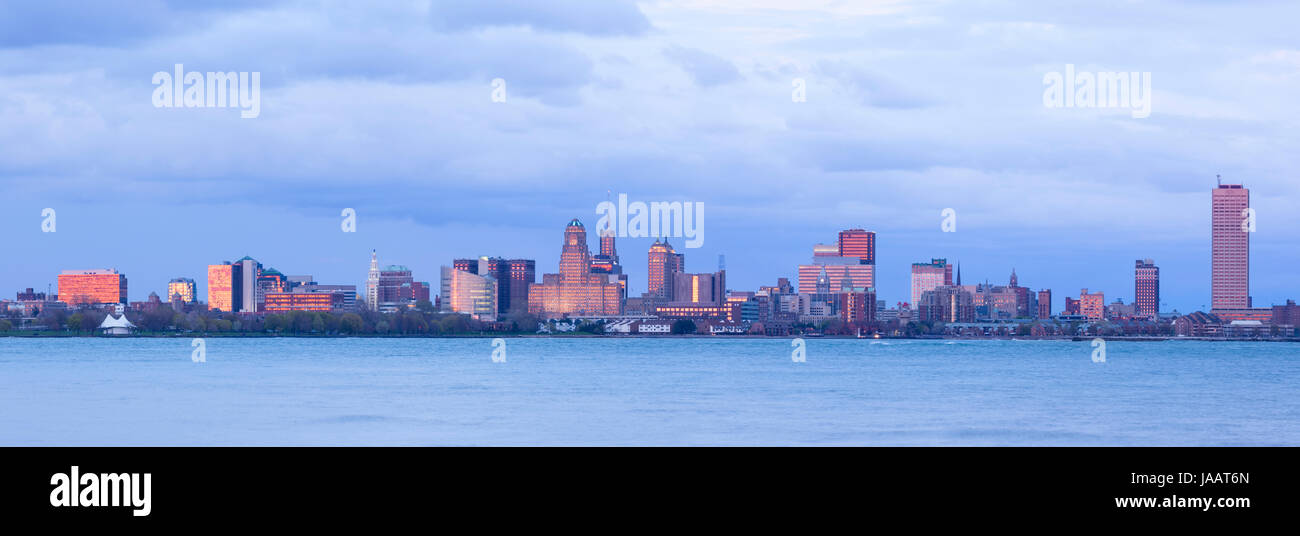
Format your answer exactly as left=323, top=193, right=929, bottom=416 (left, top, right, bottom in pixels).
left=1037, top=289, right=1053, bottom=319
left=56, top=269, right=127, bottom=306
left=365, top=250, right=381, bottom=311
left=670, top=270, right=726, bottom=306
left=1211, top=181, right=1250, bottom=310
left=1135, top=259, right=1160, bottom=319
left=646, top=239, right=685, bottom=301
left=168, top=277, right=196, bottom=304
left=441, top=263, right=499, bottom=320
left=453, top=257, right=536, bottom=314
left=528, top=219, right=623, bottom=318
left=837, top=229, right=876, bottom=265
left=1080, top=289, right=1106, bottom=321
left=910, top=259, right=953, bottom=307
left=206, top=262, right=241, bottom=312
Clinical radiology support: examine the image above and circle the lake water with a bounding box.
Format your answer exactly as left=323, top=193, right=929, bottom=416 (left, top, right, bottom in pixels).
left=1, top=337, right=1297, bottom=446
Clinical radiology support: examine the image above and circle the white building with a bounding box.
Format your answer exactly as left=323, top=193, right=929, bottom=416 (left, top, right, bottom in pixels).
left=98, top=314, right=136, bottom=335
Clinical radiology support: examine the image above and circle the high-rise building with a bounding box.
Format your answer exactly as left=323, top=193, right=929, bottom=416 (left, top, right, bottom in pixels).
left=1079, top=289, right=1105, bottom=321
left=453, top=257, right=536, bottom=314
left=235, top=256, right=262, bottom=313
left=647, top=239, right=685, bottom=300
left=837, top=229, right=876, bottom=265
left=57, top=269, right=127, bottom=306
left=910, top=259, right=953, bottom=307
left=441, top=264, right=499, bottom=320
left=1212, top=181, right=1250, bottom=311
left=1036, top=289, right=1052, bottom=319
left=529, top=219, right=623, bottom=317
left=207, top=262, right=240, bottom=312
left=167, top=278, right=196, bottom=304
left=1134, top=259, right=1160, bottom=319
left=365, top=250, right=381, bottom=311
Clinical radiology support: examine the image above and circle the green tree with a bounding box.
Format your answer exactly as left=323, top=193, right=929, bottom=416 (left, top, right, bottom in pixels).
left=67, top=313, right=85, bottom=332
left=0, top=319, right=13, bottom=332
left=339, top=313, right=364, bottom=334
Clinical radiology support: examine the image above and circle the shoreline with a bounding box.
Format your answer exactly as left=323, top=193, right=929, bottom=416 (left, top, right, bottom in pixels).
left=2, top=332, right=1297, bottom=343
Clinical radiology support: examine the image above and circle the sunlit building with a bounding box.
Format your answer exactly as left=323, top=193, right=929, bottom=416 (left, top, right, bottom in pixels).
left=207, top=262, right=241, bottom=312
left=57, top=269, right=127, bottom=306
left=910, top=259, right=952, bottom=307
left=529, top=219, right=623, bottom=318
left=441, top=264, right=499, bottom=320
left=837, top=229, right=876, bottom=264
left=1079, top=289, right=1106, bottom=321
left=167, top=278, right=196, bottom=304
left=646, top=239, right=685, bottom=300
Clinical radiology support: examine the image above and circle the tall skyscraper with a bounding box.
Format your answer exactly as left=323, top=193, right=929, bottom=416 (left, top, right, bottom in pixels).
left=1211, top=181, right=1250, bottom=310
left=57, top=269, right=128, bottom=306
left=647, top=239, right=685, bottom=300
left=1135, top=259, right=1160, bottom=319
left=207, top=262, right=240, bottom=312
left=910, top=259, right=953, bottom=307
left=235, top=256, right=262, bottom=313
left=365, top=250, right=380, bottom=311
left=837, top=229, right=876, bottom=264
left=529, top=219, right=623, bottom=317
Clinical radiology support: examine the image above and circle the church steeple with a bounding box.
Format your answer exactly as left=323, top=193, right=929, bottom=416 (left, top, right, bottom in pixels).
left=1010, top=268, right=1018, bottom=287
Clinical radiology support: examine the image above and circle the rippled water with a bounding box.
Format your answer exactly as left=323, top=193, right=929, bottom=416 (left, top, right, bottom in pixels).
left=1, top=337, right=1297, bottom=445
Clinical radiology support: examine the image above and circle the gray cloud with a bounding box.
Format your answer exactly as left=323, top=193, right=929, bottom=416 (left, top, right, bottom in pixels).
left=662, top=45, right=742, bottom=87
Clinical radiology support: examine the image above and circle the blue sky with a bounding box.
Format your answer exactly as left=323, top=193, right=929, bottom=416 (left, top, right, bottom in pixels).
left=2, top=0, right=1298, bottom=313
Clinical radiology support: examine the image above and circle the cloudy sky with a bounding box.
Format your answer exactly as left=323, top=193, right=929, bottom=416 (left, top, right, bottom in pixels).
left=3, top=0, right=1297, bottom=312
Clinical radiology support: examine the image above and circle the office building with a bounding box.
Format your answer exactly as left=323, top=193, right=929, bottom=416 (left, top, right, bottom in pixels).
left=57, top=269, right=128, bottom=306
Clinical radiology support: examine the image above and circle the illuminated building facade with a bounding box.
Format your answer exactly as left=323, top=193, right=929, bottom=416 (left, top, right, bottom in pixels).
left=910, top=259, right=953, bottom=307
left=1079, top=289, right=1105, bottom=321
left=653, top=303, right=742, bottom=322
left=441, top=264, right=499, bottom=320
left=837, top=229, right=876, bottom=264
left=57, top=269, right=128, bottom=306
left=528, top=219, right=623, bottom=318
left=646, top=239, right=684, bottom=300
left=263, top=292, right=344, bottom=312
left=1134, top=259, right=1160, bottom=319
left=167, top=278, right=196, bottom=304
left=207, top=263, right=240, bottom=312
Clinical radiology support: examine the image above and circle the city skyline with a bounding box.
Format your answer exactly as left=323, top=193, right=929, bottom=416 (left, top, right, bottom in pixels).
left=3, top=1, right=1299, bottom=313
left=10, top=179, right=1287, bottom=320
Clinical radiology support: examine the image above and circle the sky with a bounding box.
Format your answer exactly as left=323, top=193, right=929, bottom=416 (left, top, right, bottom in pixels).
left=2, top=0, right=1298, bottom=313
